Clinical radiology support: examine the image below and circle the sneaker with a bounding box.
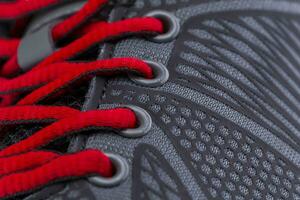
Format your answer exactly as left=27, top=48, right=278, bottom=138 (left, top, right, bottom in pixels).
left=0, top=0, right=300, bottom=199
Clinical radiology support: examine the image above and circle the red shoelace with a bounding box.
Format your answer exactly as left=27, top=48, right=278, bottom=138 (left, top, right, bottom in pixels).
left=0, top=0, right=163, bottom=198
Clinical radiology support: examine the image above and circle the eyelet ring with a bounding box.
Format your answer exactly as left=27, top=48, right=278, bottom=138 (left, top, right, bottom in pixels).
left=120, top=105, right=152, bottom=138
left=129, top=60, right=169, bottom=87
left=145, top=10, right=180, bottom=43
left=88, top=153, right=129, bottom=187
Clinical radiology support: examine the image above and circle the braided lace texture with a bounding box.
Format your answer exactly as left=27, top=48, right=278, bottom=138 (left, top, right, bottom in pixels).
left=0, top=0, right=163, bottom=198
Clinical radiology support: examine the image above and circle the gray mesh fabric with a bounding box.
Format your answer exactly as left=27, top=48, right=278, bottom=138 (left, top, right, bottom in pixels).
left=43, top=0, right=300, bottom=199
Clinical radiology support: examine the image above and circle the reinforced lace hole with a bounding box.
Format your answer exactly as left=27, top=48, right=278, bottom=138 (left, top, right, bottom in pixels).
left=145, top=10, right=180, bottom=43
left=120, top=105, right=152, bottom=138
left=129, top=60, right=169, bottom=87
left=88, top=153, right=129, bottom=187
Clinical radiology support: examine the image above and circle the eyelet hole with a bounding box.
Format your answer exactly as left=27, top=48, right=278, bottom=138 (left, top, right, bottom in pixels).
left=129, top=60, right=169, bottom=87
left=120, top=105, right=152, bottom=138
left=88, top=153, right=129, bottom=187
left=145, top=10, right=180, bottom=43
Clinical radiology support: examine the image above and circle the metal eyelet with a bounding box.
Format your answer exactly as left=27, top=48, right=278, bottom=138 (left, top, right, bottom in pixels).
left=120, top=105, right=152, bottom=138
left=129, top=60, right=169, bottom=87
left=145, top=10, right=180, bottom=43
left=88, top=153, right=129, bottom=187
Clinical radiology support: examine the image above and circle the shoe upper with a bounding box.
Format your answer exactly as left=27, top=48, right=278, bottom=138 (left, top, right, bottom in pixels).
left=4, top=0, right=300, bottom=199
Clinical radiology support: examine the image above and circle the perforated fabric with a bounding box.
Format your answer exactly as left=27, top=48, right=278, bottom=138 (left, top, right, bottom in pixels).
left=39, top=0, right=300, bottom=199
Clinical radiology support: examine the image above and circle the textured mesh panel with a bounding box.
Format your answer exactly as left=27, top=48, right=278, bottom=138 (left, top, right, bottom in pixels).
left=0, top=84, right=89, bottom=149
left=105, top=87, right=300, bottom=199
left=0, top=125, right=43, bottom=150
left=46, top=181, right=97, bottom=200
left=132, top=144, right=191, bottom=200
left=51, top=84, right=89, bottom=109
left=82, top=1, right=300, bottom=199
left=174, top=15, right=300, bottom=146
left=22, top=0, right=300, bottom=199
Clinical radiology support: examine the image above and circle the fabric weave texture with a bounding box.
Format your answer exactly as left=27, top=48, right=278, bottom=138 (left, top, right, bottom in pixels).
left=1, top=0, right=300, bottom=199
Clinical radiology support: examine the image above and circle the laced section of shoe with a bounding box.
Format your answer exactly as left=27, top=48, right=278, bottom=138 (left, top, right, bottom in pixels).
left=0, top=0, right=172, bottom=198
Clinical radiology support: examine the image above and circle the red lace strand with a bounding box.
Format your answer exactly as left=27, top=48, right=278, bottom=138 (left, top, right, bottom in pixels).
left=19, top=58, right=153, bottom=105
left=37, top=18, right=163, bottom=68
left=0, top=55, right=19, bottom=77
left=0, top=150, right=113, bottom=198
left=0, top=0, right=60, bottom=19
left=0, top=0, right=163, bottom=198
left=0, top=106, right=80, bottom=124
left=0, top=151, right=59, bottom=176
left=0, top=58, right=152, bottom=95
left=0, top=108, right=137, bottom=157
left=52, top=0, right=108, bottom=41
left=0, top=39, right=20, bottom=58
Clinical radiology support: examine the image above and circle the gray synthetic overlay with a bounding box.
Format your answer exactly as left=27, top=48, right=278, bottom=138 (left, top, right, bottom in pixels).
left=109, top=81, right=300, bottom=167
left=176, top=0, right=300, bottom=22
left=86, top=123, right=206, bottom=200
left=54, top=0, right=300, bottom=199
left=111, top=0, right=300, bottom=162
